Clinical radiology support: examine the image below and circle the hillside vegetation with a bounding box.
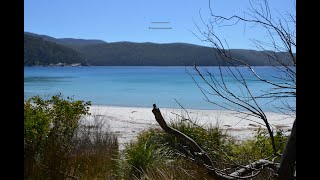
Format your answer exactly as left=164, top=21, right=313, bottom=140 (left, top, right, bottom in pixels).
left=24, top=34, right=88, bottom=66
left=24, top=32, right=294, bottom=66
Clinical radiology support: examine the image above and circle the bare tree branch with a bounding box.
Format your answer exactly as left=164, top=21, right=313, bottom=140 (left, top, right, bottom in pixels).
left=188, top=0, right=296, bottom=178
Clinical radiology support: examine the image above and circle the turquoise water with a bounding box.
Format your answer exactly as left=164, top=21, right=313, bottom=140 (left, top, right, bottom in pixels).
left=24, top=66, right=295, bottom=112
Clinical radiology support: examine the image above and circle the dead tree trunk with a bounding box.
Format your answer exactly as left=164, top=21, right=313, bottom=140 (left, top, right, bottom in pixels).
left=277, top=118, right=296, bottom=180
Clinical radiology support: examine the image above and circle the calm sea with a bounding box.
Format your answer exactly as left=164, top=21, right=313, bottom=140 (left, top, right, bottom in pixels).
left=24, top=66, right=295, bottom=112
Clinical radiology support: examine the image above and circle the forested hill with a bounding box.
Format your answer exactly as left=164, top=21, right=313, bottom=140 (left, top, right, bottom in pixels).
left=24, top=34, right=88, bottom=66
left=24, top=32, right=294, bottom=66
left=24, top=32, right=106, bottom=48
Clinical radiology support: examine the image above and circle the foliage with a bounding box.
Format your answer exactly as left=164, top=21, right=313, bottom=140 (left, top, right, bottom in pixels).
left=232, top=128, right=289, bottom=164
left=24, top=95, right=90, bottom=153
left=24, top=95, right=119, bottom=179
left=24, top=94, right=90, bottom=178
left=120, top=127, right=213, bottom=179
left=24, top=95, right=290, bottom=179
left=120, top=129, right=171, bottom=179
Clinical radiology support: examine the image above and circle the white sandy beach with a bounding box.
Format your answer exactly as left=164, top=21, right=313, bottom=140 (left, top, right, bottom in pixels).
left=81, top=105, right=295, bottom=150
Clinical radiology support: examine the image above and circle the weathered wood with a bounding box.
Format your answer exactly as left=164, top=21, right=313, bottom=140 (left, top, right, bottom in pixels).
left=278, top=118, right=296, bottom=180
left=229, top=159, right=279, bottom=177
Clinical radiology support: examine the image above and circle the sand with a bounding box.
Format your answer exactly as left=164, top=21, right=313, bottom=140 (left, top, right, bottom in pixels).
left=80, top=105, right=295, bottom=150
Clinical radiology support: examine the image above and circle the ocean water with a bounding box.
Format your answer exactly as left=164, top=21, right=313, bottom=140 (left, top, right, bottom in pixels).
left=24, top=66, right=295, bottom=112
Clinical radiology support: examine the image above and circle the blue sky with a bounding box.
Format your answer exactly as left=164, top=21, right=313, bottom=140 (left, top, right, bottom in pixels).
left=24, top=0, right=295, bottom=49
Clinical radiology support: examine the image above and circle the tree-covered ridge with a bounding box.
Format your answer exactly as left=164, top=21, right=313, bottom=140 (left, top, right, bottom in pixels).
left=76, top=42, right=293, bottom=66
left=24, top=34, right=88, bottom=66
left=24, top=32, right=294, bottom=66
left=24, top=32, right=106, bottom=48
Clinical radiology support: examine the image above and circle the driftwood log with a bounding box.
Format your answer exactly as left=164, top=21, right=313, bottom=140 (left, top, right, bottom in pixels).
left=151, top=104, right=294, bottom=179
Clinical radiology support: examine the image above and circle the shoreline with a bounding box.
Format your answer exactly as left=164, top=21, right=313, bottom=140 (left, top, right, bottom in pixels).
left=81, top=103, right=294, bottom=113
left=81, top=105, right=295, bottom=150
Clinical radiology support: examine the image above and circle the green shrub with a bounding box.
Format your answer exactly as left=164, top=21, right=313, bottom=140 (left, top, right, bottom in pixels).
left=24, top=95, right=91, bottom=178
left=231, top=128, right=289, bottom=164
left=24, top=95, right=119, bottom=179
